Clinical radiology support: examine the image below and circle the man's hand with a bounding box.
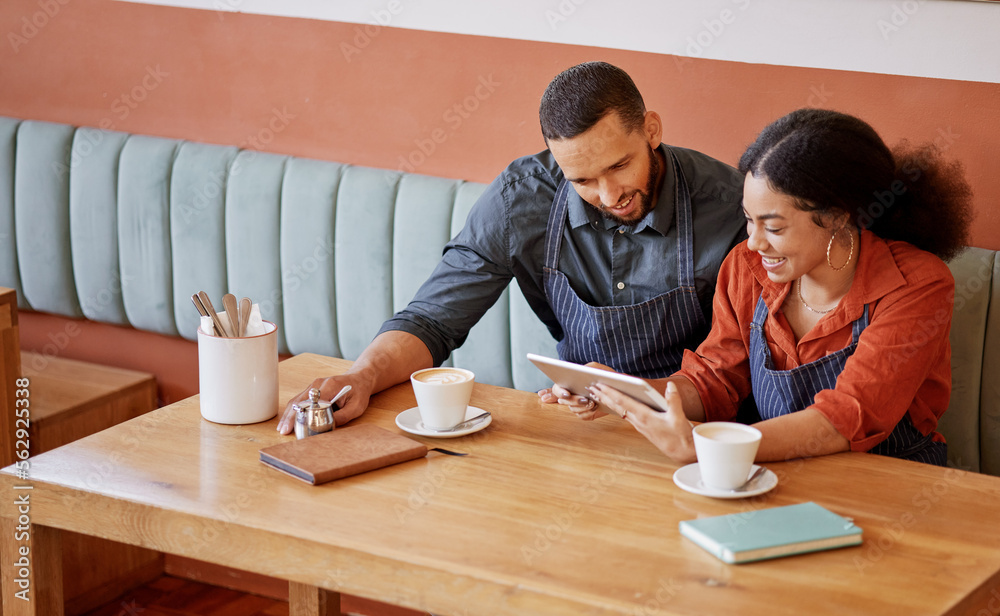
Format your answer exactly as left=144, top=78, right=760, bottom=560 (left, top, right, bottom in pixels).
left=277, top=372, right=374, bottom=435
left=275, top=330, right=435, bottom=435
left=537, top=361, right=618, bottom=421
left=538, top=384, right=608, bottom=420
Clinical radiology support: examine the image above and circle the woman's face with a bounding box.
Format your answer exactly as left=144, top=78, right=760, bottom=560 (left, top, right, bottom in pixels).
left=742, top=172, right=840, bottom=284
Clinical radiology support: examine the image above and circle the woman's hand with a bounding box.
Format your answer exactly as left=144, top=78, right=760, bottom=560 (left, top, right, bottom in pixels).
left=587, top=381, right=697, bottom=464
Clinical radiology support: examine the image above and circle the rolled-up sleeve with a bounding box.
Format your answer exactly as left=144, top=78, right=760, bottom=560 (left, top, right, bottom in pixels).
left=677, top=248, right=755, bottom=420
left=810, top=259, right=953, bottom=451
left=378, top=247, right=514, bottom=366
left=378, top=180, right=516, bottom=366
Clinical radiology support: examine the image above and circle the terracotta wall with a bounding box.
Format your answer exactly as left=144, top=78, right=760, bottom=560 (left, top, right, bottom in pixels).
left=2, top=0, right=998, bottom=402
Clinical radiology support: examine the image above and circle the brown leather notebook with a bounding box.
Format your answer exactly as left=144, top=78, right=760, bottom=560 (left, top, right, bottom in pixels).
left=259, top=424, right=429, bottom=485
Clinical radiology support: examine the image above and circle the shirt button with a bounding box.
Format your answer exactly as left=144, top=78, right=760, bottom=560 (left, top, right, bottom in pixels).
left=618, top=228, right=626, bottom=234
left=617, top=282, right=625, bottom=290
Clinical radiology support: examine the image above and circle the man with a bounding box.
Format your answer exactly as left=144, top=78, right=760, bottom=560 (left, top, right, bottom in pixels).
left=277, top=61, right=745, bottom=434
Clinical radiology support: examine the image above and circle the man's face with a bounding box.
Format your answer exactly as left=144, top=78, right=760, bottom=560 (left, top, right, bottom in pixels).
left=548, top=111, right=664, bottom=225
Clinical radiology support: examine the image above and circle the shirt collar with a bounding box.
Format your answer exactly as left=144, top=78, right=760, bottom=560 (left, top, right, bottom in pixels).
left=744, top=229, right=908, bottom=320
left=565, top=144, right=677, bottom=236
left=841, top=229, right=907, bottom=306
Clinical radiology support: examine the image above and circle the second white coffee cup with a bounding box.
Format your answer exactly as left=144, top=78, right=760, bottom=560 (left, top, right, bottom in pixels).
left=692, top=422, right=762, bottom=490
left=410, top=367, right=475, bottom=430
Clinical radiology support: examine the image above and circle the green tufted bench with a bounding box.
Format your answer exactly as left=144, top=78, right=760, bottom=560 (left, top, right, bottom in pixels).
left=0, top=116, right=558, bottom=396
left=941, top=246, right=999, bottom=475
left=1, top=116, right=997, bottom=474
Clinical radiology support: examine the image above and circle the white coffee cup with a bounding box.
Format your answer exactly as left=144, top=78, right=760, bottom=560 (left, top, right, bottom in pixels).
left=197, top=320, right=278, bottom=425
left=692, top=422, right=762, bottom=490
left=410, top=367, right=475, bottom=430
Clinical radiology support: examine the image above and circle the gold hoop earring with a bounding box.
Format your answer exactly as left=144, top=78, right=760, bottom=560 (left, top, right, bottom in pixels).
left=827, top=227, right=854, bottom=271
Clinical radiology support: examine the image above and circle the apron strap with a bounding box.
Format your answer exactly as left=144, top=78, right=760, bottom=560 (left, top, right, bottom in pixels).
left=668, top=149, right=696, bottom=290
left=543, top=179, right=572, bottom=271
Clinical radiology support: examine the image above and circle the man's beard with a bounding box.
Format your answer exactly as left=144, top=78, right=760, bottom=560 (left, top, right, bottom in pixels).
left=597, top=146, right=662, bottom=225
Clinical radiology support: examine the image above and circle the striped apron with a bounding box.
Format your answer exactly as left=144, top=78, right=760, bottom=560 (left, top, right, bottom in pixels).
left=542, top=150, right=707, bottom=379
left=748, top=295, right=947, bottom=466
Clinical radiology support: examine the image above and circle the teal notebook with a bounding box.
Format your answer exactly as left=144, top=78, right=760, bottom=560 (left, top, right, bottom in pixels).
left=679, top=502, right=862, bottom=564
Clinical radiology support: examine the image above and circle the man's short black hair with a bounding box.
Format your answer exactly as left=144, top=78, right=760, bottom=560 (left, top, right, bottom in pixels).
left=539, top=61, right=647, bottom=142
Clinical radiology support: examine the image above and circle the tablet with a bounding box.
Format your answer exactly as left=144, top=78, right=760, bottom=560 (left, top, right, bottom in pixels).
left=527, top=353, right=670, bottom=413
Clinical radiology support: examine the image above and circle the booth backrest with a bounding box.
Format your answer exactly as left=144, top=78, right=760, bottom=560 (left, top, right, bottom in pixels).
left=0, top=116, right=997, bottom=474
left=941, top=246, right=999, bottom=475
left=0, top=117, right=557, bottom=394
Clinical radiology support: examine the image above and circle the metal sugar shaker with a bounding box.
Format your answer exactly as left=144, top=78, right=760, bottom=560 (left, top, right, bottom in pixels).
left=293, top=388, right=335, bottom=439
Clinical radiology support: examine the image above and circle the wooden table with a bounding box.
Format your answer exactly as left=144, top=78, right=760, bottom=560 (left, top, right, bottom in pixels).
left=3, top=353, right=1000, bottom=615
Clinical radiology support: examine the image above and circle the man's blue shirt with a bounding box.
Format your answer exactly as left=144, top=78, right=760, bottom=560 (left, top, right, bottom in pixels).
left=379, top=144, right=747, bottom=366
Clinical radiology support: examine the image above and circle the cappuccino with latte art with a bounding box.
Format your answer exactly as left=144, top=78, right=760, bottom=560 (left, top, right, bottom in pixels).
left=412, top=368, right=473, bottom=385
left=410, top=367, right=476, bottom=430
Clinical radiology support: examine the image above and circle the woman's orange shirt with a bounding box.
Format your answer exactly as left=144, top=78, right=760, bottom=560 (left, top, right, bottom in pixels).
left=677, top=230, right=954, bottom=452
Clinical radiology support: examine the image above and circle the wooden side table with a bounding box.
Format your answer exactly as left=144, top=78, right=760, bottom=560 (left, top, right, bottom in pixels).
left=19, top=351, right=164, bottom=615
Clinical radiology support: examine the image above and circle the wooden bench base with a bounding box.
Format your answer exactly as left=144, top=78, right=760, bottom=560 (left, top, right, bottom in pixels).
left=20, top=351, right=158, bottom=456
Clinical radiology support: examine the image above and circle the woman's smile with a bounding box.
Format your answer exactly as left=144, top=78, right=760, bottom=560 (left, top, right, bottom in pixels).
left=759, top=254, right=787, bottom=272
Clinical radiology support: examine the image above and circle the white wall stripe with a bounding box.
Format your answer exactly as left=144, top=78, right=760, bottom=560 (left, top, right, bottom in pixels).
left=115, top=0, right=1000, bottom=84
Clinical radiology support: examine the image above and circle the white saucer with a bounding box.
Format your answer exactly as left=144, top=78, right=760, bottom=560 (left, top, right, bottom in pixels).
left=395, top=406, right=492, bottom=438
left=672, top=463, right=778, bottom=499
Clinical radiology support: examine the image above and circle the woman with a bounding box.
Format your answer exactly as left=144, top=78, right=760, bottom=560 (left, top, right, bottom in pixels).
left=556, top=108, right=973, bottom=466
